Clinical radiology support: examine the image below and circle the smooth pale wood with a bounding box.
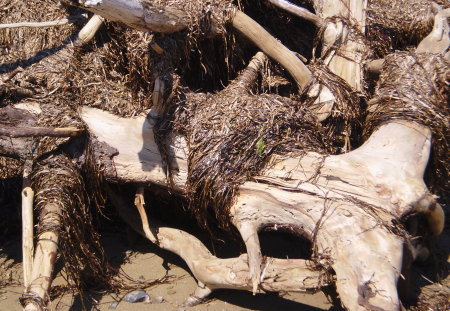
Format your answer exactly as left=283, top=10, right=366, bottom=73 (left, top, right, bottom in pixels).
left=134, top=187, right=157, bottom=243
left=72, top=0, right=190, bottom=33
left=231, top=10, right=312, bottom=91
left=24, top=204, right=60, bottom=311
left=0, top=15, right=85, bottom=29
left=81, top=107, right=444, bottom=310
left=313, top=0, right=368, bottom=91
left=108, top=188, right=328, bottom=298
left=21, top=187, right=34, bottom=288
left=268, top=0, right=323, bottom=27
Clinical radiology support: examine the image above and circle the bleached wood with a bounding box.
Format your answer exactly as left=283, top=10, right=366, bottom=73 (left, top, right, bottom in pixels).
left=313, top=0, right=368, bottom=91
left=72, top=0, right=190, bottom=33
left=21, top=187, right=34, bottom=288
left=231, top=10, right=312, bottom=91
left=109, top=187, right=329, bottom=300
left=0, top=16, right=85, bottom=29
left=24, top=204, right=60, bottom=311
left=268, top=0, right=323, bottom=27
left=81, top=107, right=444, bottom=311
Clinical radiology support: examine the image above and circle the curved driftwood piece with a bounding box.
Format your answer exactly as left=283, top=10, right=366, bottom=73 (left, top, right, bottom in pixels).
left=79, top=111, right=444, bottom=311
left=108, top=186, right=330, bottom=303
left=268, top=0, right=323, bottom=27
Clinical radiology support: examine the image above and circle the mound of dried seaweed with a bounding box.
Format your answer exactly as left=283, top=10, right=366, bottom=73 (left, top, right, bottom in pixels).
left=366, top=0, right=438, bottom=56
left=174, top=88, right=329, bottom=229
left=0, top=0, right=81, bottom=72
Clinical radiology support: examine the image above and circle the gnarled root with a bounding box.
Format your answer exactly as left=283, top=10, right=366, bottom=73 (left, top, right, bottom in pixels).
left=107, top=186, right=330, bottom=305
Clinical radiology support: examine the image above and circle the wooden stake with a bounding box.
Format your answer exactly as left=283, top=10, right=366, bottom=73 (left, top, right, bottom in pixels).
left=134, top=187, right=158, bottom=243
left=22, top=160, right=34, bottom=288
left=23, top=204, right=61, bottom=311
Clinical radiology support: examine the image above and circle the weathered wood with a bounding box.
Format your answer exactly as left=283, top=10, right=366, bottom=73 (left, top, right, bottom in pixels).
left=21, top=159, right=34, bottom=289
left=68, top=0, right=191, bottom=33
left=0, top=126, right=83, bottom=138
left=23, top=204, right=60, bottom=311
left=0, top=15, right=86, bottom=29
left=231, top=10, right=312, bottom=90
left=268, top=0, right=323, bottom=27
left=313, top=0, right=368, bottom=91
left=109, top=186, right=330, bottom=302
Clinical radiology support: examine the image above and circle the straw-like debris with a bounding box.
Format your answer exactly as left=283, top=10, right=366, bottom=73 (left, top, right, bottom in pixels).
left=0, top=0, right=81, bottom=72
left=366, top=0, right=441, bottom=56
left=27, top=153, right=161, bottom=306
left=302, top=62, right=364, bottom=152
left=365, top=52, right=450, bottom=194
left=174, top=88, right=329, bottom=230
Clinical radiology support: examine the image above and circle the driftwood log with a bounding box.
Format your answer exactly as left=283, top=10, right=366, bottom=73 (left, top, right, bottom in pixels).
left=0, top=1, right=448, bottom=311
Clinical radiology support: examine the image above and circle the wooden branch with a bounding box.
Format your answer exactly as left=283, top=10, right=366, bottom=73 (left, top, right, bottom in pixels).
left=109, top=187, right=329, bottom=300
left=22, top=160, right=34, bottom=288
left=134, top=187, right=157, bottom=243
left=268, top=0, right=323, bottom=27
left=232, top=10, right=312, bottom=91
left=23, top=204, right=60, bottom=311
left=68, top=0, right=190, bottom=33
left=0, top=126, right=83, bottom=138
left=0, top=15, right=86, bottom=29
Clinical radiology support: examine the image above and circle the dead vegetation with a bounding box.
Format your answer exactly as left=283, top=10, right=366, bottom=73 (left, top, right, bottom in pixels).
left=0, top=0, right=449, bottom=310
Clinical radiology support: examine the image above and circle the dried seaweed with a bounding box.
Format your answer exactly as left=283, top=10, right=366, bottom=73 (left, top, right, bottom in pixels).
left=366, top=0, right=437, bottom=56
left=0, top=0, right=81, bottom=72
left=28, top=153, right=161, bottom=307
left=301, top=62, right=364, bottom=153
left=175, top=88, right=328, bottom=230
left=365, top=52, right=450, bottom=195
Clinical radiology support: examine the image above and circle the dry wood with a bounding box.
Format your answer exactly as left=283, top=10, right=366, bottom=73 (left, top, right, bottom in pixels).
left=313, top=0, right=368, bottom=91
left=0, top=126, right=83, bottom=138
left=268, top=0, right=323, bottom=27
left=0, top=15, right=85, bottom=29
left=231, top=10, right=312, bottom=90
left=22, top=160, right=34, bottom=288
left=134, top=186, right=158, bottom=243
left=23, top=204, right=60, bottom=311
left=109, top=186, right=330, bottom=304
left=81, top=105, right=444, bottom=310
left=69, top=0, right=191, bottom=33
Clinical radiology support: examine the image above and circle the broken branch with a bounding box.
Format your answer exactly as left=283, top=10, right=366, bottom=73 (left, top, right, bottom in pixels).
left=0, top=15, right=86, bottom=29
left=0, top=126, right=83, bottom=138
left=268, top=0, right=323, bottom=27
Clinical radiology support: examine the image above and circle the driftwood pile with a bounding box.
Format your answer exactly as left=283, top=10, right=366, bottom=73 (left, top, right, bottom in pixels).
left=0, top=0, right=449, bottom=310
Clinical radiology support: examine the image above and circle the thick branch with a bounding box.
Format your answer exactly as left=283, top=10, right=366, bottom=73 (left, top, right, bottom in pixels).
left=0, top=126, right=83, bottom=138
left=232, top=10, right=312, bottom=90
left=108, top=187, right=329, bottom=295
left=268, top=0, right=323, bottom=27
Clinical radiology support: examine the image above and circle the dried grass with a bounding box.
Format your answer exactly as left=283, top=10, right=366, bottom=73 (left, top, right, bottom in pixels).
left=0, top=0, right=80, bottom=72
left=26, top=153, right=162, bottom=308
left=366, top=0, right=436, bottom=56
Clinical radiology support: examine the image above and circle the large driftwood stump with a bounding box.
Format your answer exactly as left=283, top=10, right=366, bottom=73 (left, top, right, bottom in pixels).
left=0, top=1, right=448, bottom=311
